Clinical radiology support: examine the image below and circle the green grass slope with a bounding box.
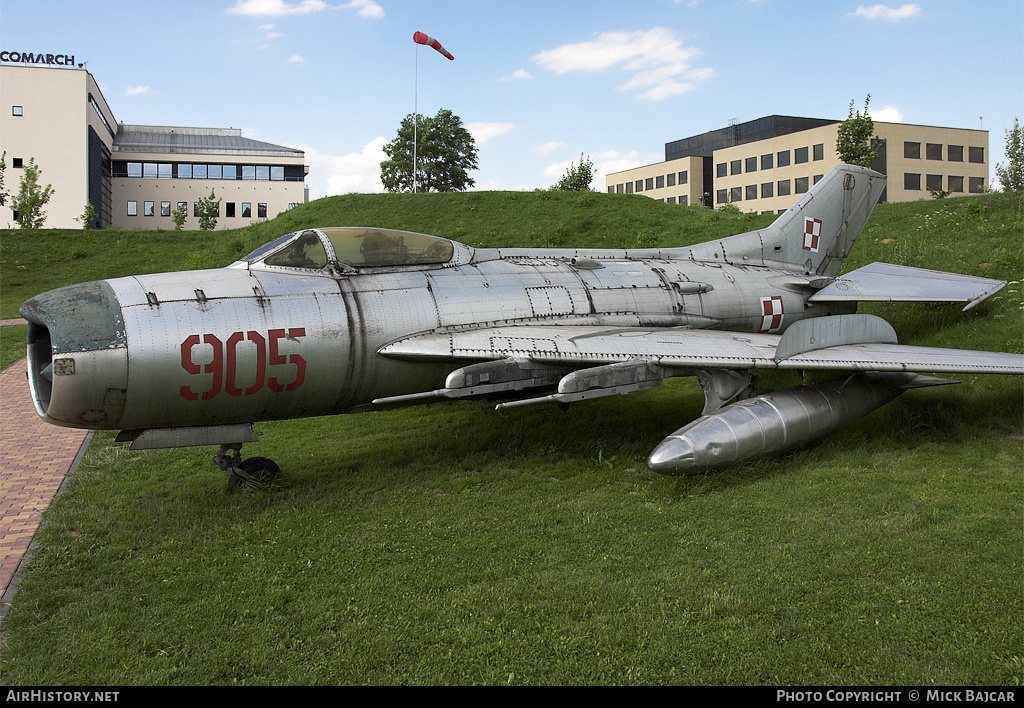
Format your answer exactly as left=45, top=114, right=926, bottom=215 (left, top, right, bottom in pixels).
left=0, top=190, right=1021, bottom=685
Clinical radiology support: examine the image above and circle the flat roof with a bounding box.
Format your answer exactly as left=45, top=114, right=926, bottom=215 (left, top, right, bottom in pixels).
left=113, top=124, right=304, bottom=158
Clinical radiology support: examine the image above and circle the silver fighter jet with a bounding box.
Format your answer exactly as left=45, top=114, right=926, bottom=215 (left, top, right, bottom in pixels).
left=19, top=165, right=1023, bottom=484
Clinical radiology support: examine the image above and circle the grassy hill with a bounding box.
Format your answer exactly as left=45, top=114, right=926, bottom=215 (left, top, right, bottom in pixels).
left=1, top=189, right=1021, bottom=685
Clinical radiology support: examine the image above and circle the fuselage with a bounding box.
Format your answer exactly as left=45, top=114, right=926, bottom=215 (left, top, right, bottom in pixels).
left=21, top=230, right=843, bottom=433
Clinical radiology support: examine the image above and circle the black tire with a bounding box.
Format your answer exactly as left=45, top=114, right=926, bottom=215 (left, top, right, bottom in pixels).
left=237, top=456, right=281, bottom=484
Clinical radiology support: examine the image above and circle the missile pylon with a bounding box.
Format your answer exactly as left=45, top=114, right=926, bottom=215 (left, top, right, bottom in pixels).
left=647, top=372, right=949, bottom=474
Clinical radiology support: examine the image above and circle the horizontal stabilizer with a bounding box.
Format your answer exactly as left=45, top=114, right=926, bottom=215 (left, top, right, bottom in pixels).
left=809, top=262, right=1006, bottom=311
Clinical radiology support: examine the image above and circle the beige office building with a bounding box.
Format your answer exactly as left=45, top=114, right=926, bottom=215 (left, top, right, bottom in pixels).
left=1, top=62, right=307, bottom=229
left=606, top=115, right=988, bottom=214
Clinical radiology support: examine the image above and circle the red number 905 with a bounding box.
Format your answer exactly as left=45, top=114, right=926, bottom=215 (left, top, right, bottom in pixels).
left=180, top=328, right=306, bottom=401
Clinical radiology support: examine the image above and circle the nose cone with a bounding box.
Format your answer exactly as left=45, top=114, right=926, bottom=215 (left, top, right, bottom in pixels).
left=19, top=281, right=129, bottom=429
left=647, top=435, right=697, bottom=474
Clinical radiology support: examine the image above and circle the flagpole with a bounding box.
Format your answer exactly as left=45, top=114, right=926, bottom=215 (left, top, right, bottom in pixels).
left=413, top=43, right=418, bottom=194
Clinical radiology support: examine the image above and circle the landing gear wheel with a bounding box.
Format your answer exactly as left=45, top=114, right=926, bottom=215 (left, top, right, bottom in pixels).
left=237, top=456, right=280, bottom=485
left=216, top=443, right=280, bottom=488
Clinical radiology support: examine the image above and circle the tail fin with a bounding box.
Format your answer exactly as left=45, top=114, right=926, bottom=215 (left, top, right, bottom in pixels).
left=684, top=165, right=887, bottom=277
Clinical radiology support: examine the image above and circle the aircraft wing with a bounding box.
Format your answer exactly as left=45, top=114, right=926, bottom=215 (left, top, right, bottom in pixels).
left=808, top=262, right=1007, bottom=311
left=375, top=316, right=1023, bottom=408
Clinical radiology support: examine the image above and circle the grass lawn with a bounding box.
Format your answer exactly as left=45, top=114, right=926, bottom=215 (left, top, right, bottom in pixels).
left=0, top=190, right=1021, bottom=685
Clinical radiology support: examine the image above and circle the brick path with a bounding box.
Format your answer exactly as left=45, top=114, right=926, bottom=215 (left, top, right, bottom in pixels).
left=1, top=356, right=92, bottom=618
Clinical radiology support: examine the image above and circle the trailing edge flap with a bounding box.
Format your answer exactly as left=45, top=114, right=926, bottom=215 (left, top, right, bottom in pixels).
left=808, top=262, right=1006, bottom=311
left=378, top=322, right=1024, bottom=375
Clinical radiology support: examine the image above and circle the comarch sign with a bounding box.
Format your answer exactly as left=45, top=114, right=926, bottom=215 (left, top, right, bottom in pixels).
left=1, top=51, right=77, bottom=67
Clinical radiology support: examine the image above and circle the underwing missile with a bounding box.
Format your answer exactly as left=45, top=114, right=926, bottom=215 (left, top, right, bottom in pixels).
left=647, top=373, right=953, bottom=474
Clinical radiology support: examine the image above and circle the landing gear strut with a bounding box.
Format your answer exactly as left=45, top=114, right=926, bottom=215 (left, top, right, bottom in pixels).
left=214, top=443, right=281, bottom=487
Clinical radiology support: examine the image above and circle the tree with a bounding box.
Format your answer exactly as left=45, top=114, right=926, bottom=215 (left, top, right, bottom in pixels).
left=79, top=202, right=97, bottom=229
left=10, top=157, right=55, bottom=229
left=172, top=202, right=188, bottom=230
left=381, top=109, right=479, bottom=193
left=553, top=153, right=595, bottom=191
left=0, top=152, right=9, bottom=208
left=197, top=189, right=221, bottom=231
left=836, top=95, right=877, bottom=168
left=995, top=117, right=1023, bottom=194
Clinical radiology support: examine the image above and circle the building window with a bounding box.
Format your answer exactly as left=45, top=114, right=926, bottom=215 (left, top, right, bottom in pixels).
left=271, top=166, right=285, bottom=181
left=178, top=163, right=192, bottom=179
left=777, top=150, right=791, bottom=168
left=926, top=174, right=943, bottom=192
left=745, top=156, right=757, bottom=173
left=926, top=143, right=943, bottom=160
left=795, top=177, right=809, bottom=193
left=795, top=147, right=809, bottom=164
left=904, top=142, right=921, bottom=159
left=12, top=157, right=23, bottom=168
left=904, top=173, right=921, bottom=190
left=813, top=144, right=824, bottom=161
left=128, top=162, right=143, bottom=178
left=256, top=166, right=270, bottom=181
left=144, top=163, right=159, bottom=179
left=813, top=174, right=823, bottom=185
left=716, top=189, right=727, bottom=204
left=656, top=175, right=665, bottom=189
left=177, top=201, right=187, bottom=216
left=226, top=202, right=236, bottom=218
left=127, top=201, right=137, bottom=216
left=745, top=185, right=757, bottom=200
left=948, top=176, right=964, bottom=192
left=161, top=201, right=171, bottom=217
left=616, top=184, right=623, bottom=194
left=223, top=165, right=238, bottom=180
left=666, top=173, right=676, bottom=187
left=625, top=183, right=633, bottom=194
left=730, top=187, right=742, bottom=202
left=969, top=147, right=984, bottom=164
left=158, top=163, right=171, bottom=179
left=777, top=179, right=791, bottom=197
left=969, top=177, right=985, bottom=193
left=243, top=166, right=256, bottom=181
left=761, top=154, right=773, bottom=170
left=730, top=160, right=742, bottom=176
left=194, top=164, right=208, bottom=179
left=679, top=195, right=688, bottom=206
left=948, top=145, right=964, bottom=162
left=258, top=203, right=267, bottom=218
left=635, top=180, right=643, bottom=192
left=667, top=197, right=676, bottom=204
left=242, top=202, right=252, bottom=217
left=761, top=182, right=774, bottom=199
left=144, top=201, right=155, bottom=217
left=717, top=163, right=727, bottom=178
left=12, top=106, right=23, bottom=116
left=208, top=164, right=222, bottom=180
left=194, top=202, right=201, bottom=217
left=678, top=171, right=687, bottom=184
left=645, top=177, right=655, bottom=191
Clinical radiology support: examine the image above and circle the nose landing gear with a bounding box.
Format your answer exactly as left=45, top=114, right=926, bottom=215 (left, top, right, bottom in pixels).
left=214, top=443, right=281, bottom=487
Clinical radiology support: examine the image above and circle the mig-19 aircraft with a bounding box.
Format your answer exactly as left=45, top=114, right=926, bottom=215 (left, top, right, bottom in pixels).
left=19, top=165, right=1024, bottom=485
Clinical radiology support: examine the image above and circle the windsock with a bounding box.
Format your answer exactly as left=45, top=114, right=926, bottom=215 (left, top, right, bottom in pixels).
left=413, top=31, right=454, bottom=60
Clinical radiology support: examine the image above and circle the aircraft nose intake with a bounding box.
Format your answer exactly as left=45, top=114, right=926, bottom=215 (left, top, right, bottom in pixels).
left=19, top=281, right=129, bottom=428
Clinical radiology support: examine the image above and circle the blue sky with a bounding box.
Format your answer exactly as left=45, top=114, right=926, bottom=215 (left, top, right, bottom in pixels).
left=2, top=0, right=1021, bottom=198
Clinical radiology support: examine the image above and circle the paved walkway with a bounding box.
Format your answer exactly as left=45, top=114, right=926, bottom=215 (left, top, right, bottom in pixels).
left=1, top=356, right=92, bottom=619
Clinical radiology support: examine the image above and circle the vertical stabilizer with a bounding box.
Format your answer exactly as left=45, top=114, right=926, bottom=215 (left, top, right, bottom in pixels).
left=683, top=165, right=886, bottom=277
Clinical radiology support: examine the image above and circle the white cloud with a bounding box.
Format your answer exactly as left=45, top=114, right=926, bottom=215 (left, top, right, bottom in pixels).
left=872, top=105, right=904, bottom=123
left=124, top=85, right=149, bottom=96
left=265, top=30, right=284, bottom=39
left=533, top=28, right=712, bottom=101
left=533, top=141, right=566, bottom=157
left=343, top=0, right=385, bottom=18
left=849, top=4, right=922, bottom=21
left=298, top=138, right=388, bottom=197
left=226, top=0, right=328, bottom=16
left=289, top=54, right=306, bottom=65
left=467, top=122, right=515, bottom=145
left=501, top=69, right=532, bottom=81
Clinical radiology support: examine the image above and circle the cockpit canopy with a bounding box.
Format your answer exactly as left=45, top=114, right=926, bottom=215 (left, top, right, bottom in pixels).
left=243, top=227, right=459, bottom=271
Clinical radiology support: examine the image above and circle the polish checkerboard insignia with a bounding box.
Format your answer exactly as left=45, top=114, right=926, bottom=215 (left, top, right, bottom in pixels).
left=803, top=217, right=822, bottom=252
left=759, top=296, right=784, bottom=333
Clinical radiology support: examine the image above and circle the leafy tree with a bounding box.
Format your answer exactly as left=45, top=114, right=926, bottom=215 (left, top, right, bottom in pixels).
left=836, top=95, right=877, bottom=168
left=553, top=154, right=595, bottom=191
left=172, top=202, right=188, bottom=230
left=995, top=117, right=1023, bottom=194
left=79, top=202, right=98, bottom=229
left=10, top=157, right=55, bottom=229
left=0, top=152, right=8, bottom=207
left=381, top=109, right=479, bottom=193
left=197, top=190, right=221, bottom=231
